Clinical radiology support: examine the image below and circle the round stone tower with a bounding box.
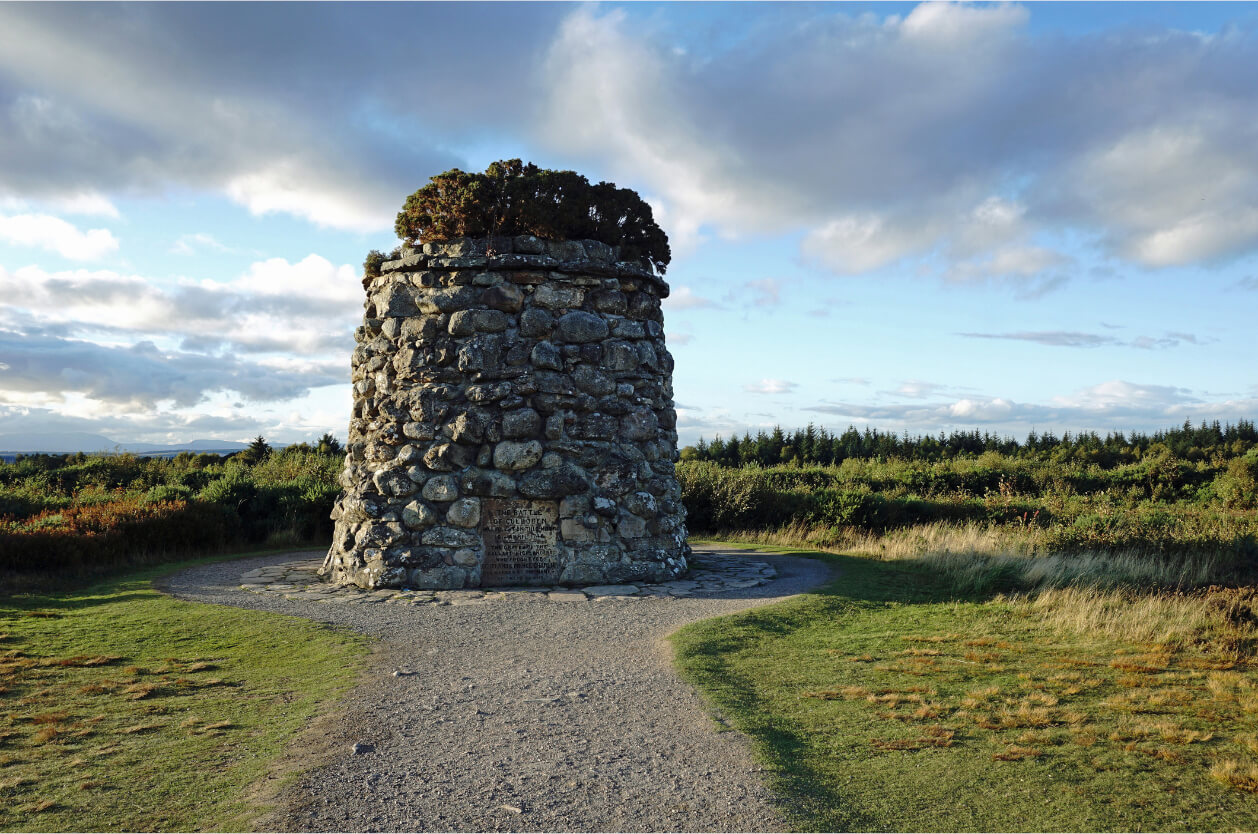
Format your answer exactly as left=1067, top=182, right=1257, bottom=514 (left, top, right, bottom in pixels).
left=322, top=235, right=688, bottom=589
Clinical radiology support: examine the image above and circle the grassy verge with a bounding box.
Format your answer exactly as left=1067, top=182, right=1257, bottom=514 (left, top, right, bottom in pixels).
left=0, top=555, right=370, bottom=832
left=674, top=541, right=1258, bottom=832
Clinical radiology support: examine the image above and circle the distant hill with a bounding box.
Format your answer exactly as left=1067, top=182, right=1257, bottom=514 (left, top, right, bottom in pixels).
left=0, top=432, right=250, bottom=459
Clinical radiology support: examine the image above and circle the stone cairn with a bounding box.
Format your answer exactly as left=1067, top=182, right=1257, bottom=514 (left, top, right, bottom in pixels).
left=322, top=235, right=688, bottom=589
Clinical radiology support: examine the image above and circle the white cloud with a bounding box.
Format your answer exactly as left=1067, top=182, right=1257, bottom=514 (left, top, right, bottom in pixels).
left=947, top=397, right=1016, bottom=421
left=0, top=5, right=531, bottom=233
left=662, top=286, right=718, bottom=311
left=891, top=380, right=957, bottom=399
left=0, top=402, right=266, bottom=446
left=539, top=4, right=1258, bottom=278
left=899, top=2, right=1029, bottom=45
left=804, top=379, right=1249, bottom=435
left=0, top=254, right=362, bottom=411
left=1050, top=380, right=1196, bottom=411
left=49, top=192, right=120, bottom=218
left=745, top=378, right=798, bottom=395
left=802, top=213, right=935, bottom=274
left=225, top=163, right=394, bottom=233
left=231, top=254, right=360, bottom=304
left=540, top=7, right=797, bottom=248
left=1058, top=125, right=1258, bottom=266
left=0, top=329, right=343, bottom=410
left=0, top=213, right=118, bottom=260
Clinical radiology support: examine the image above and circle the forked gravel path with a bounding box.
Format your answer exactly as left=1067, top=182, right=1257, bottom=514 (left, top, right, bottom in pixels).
left=159, top=545, right=833, bottom=832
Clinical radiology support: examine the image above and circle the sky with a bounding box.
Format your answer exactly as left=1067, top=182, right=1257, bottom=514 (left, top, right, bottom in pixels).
left=1, top=1, right=1257, bottom=450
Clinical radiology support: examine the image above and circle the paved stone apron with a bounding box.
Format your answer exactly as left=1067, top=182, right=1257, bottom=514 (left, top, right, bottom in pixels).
left=239, top=551, right=776, bottom=605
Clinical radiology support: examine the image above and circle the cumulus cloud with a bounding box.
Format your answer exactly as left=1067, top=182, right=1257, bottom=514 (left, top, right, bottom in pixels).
left=539, top=4, right=1258, bottom=279
left=7, top=3, right=1257, bottom=273
left=0, top=4, right=563, bottom=232
left=0, top=330, right=342, bottom=409
left=805, top=379, right=1254, bottom=435
left=745, top=379, right=798, bottom=395
left=0, top=213, right=117, bottom=260
left=0, top=403, right=264, bottom=446
left=0, top=254, right=360, bottom=411
left=0, top=255, right=360, bottom=353
left=886, top=380, right=966, bottom=399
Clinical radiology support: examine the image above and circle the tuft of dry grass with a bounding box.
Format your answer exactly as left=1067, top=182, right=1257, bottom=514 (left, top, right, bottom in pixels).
left=1233, top=733, right=1258, bottom=755
left=870, top=728, right=956, bottom=752
left=1016, top=731, right=1053, bottom=745
left=116, top=722, right=163, bottom=735
left=1029, top=587, right=1255, bottom=657
left=27, top=712, right=67, bottom=725
left=993, top=745, right=1042, bottom=761
left=1211, top=758, right=1258, bottom=792
left=123, top=683, right=158, bottom=700
left=32, top=726, right=62, bottom=744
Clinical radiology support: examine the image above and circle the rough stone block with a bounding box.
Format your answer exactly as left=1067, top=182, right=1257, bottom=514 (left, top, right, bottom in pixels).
left=401, top=500, right=437, bottom=529
left=534, top=283, right=584, bottom=309
left=445, top=497, right=481, bottom=528
left=501, top=407, right=541, bottom=438
left=555, top=311, right=609, bottom=343
left=530, top=341, right=562, bottom=371
left=493, top=440, right=543, bottom=471
left=423, top=442, right=473, bottom=472
left=482, top=283, right=524, bottom=313
left=519, top=307, right=554, bottom=338
left=421, top=526, right=480, bottom=548
left=421, top=475, right=459, bottom=502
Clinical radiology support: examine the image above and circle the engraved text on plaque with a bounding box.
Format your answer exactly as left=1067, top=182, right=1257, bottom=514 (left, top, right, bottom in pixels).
left=480, top=499, right=562, bottom=585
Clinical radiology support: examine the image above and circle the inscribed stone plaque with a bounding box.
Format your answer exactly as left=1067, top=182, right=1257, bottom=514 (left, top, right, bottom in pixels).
left=480, top=499, right=561, bottom=585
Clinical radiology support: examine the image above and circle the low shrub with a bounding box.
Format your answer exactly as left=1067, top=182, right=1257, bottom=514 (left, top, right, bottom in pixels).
left=0, top=499, right=230, bottom=575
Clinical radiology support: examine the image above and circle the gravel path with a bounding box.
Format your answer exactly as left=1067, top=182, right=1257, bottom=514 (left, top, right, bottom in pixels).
left=158, top=545, right=833, bottom=832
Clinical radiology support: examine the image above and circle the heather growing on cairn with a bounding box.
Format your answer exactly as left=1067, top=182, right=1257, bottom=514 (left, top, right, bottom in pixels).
left=363, top=159, right=671, bottom=277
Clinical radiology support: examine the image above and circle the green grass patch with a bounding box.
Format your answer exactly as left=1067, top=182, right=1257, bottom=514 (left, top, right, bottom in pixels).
left=672, top=543, right=1258, bottom=832
left=0, top=558, right=370, bottom=831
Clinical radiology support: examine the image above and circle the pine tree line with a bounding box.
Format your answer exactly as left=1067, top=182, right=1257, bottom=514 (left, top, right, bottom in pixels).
left=683, top=419, right=1258, bottom=468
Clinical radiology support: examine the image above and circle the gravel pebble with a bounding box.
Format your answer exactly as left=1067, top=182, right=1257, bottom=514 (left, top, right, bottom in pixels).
left=158, top=545, right=833, bottom=832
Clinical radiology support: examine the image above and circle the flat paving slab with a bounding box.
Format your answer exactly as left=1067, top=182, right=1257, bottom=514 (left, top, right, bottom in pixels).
left=158, top=544, right=834, bottom=833
left=236, top=551, right=778, bottom=604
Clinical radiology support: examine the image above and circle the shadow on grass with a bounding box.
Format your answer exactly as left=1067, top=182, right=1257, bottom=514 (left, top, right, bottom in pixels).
left=674, top=549, right=949, bottom=831
left=0, top=543, right=329, bottom=605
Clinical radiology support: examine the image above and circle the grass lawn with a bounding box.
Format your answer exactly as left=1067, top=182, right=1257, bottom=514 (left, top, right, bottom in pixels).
left=0, top=552, right=370, bottom=832
left=673, top=541, right=1258, bottom=832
